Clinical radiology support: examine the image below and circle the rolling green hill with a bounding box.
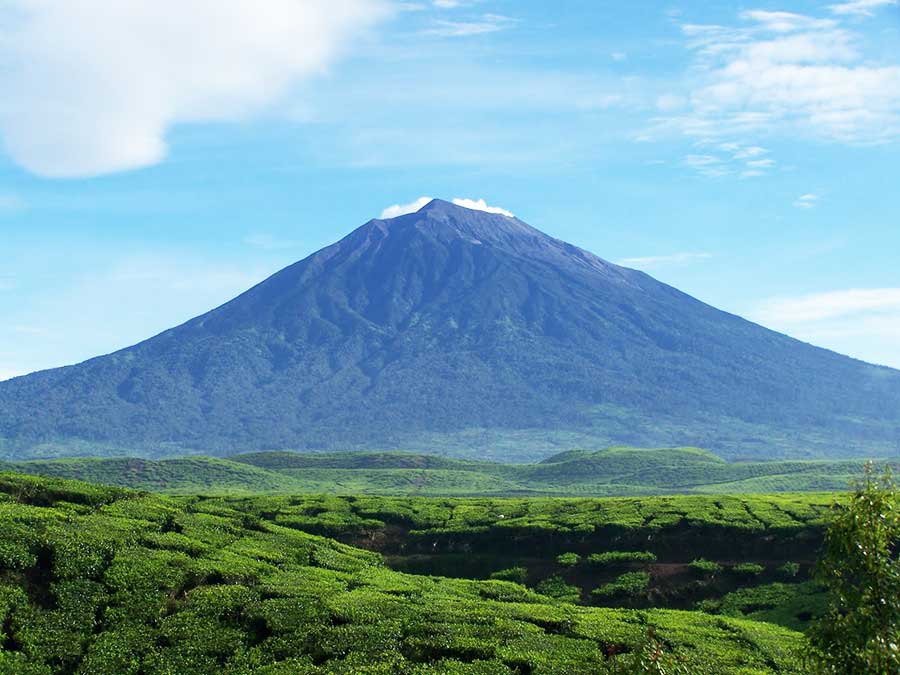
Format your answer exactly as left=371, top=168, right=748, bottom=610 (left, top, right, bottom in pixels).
left=0, top=471, right=823, bottom=673
left=1, top=446, right=892, bottom=496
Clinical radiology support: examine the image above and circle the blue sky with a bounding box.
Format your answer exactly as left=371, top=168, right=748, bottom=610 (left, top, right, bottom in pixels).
left=1, top=0, right=899, bottom=379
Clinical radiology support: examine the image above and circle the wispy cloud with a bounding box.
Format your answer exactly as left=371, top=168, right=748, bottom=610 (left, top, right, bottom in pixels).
left=829, top=0, right=898, bottom=16
left=756, top=288, right=900, bottom=323
left=421, top=14, right=516, bottom=37
left=793, top=193, right=819, bottom=208
left=0, top=277, right=16, bottom=292
left=0, top=0, right=390, bottom=178
left=657, top=8, right=900, bottom=148
left=752, top=288, right=900, bottom=367
left=681, top=141, right=776, bottom=178
left=617, top=252, right=713, bottom=270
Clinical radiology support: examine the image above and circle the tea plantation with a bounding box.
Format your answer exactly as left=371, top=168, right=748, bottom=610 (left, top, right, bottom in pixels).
left=0, top=471, right=825, bottom=674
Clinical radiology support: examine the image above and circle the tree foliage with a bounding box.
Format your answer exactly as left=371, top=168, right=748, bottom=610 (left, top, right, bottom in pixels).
left=808, top=465, right=900, bottom=674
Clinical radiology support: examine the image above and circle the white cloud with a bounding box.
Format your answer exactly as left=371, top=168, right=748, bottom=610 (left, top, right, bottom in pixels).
left=422, top=14, right=516, bottom=37
left=0, top=0, right=389, bottom=178
left=752, top=289, right=900, bottom=367
left=617, top=252, right=712, bottom=270
left=433, top=0, right=463, bottom=7
left=381, top=196, right=433, bottom=218
left=793, top=193, right=819, bottom=208
left=611, top=52, right=628, bottom=62
left=0, top=277, right=16, bottom=292
left=662, top=8, right=900, bottom=146
left=756, top=288, right=900, bottom=323
left=679, top=142, right=777, bottom=178
left=451, top=198, right=514, bottom=217
left=829, top=0, right=898, bottom=16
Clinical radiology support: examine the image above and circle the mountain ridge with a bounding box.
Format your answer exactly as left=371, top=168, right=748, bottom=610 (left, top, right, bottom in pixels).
left=1, top=199, right=899, bottom=461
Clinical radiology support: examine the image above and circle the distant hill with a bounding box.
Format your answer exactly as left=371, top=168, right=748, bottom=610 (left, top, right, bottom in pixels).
left=2, top=447, right=891, bottom=496
left=2, top=198, right=899, bottom=461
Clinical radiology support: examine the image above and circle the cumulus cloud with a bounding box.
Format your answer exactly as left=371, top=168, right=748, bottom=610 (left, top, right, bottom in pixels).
left=617, top=252, right=712, bottom=270
left=452, top=198, right=514, bottom=217
left=0, top=0, right=389, bottom=178
left=381, top=196, right=434, bottom=218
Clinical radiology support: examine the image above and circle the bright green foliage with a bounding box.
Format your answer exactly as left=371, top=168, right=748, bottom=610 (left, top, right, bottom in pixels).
left=731, top=563, right=765, bottom=578
left=808, top=466, right=900, bottom=674
left=589, top=551, right=657, bottom=566
left=689, top=558, right=722, bottom=576
left=556, top=552, right=581, bottom=566
left=592, top=572, right=651, bottom=599
left=0, top=471, right=809, bottom=674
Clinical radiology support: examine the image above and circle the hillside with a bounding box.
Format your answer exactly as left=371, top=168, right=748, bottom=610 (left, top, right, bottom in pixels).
left=2, top=199, right=899, bottom=461
left=2, top=447, right=890, bottom=496
left=0, top=471, right=820, bottom=673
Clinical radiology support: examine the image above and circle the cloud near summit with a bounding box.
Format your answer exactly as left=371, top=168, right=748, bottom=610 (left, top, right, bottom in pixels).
left=380, top=197, right=514, bottom=219
left=0, top=0, right=390, bottom=178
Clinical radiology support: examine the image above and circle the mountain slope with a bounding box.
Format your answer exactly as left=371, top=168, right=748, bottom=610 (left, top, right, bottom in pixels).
left=1, top=198, right=899, bottom=460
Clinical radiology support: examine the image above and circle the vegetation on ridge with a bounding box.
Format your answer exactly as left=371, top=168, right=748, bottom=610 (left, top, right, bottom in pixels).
left=2, top=446, right=893, bottom=497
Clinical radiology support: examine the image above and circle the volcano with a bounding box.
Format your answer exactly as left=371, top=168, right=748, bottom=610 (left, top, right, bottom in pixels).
left=2, top=199, right=899, bottom=461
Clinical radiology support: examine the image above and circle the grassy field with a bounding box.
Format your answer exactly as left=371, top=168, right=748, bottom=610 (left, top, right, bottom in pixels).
left=1, top=446, right=891, bottom=496
left=0, top=471, right=824, bottom=673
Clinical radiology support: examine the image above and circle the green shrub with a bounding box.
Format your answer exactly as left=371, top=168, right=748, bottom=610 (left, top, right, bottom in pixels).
left=592, top=572, right=651, bottom=599
left=688, top=558, right=722, bottom=576
left=556, top=552, right=580, bottom=566
left=730, top=563, right=764, bottom=578
left=588, top=551, right=656, bottom=566
left=535, top=576, right=581, bottom=603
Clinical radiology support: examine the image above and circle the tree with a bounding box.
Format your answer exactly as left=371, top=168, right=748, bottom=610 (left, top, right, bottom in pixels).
left=807, top=464, right=900, bottom=674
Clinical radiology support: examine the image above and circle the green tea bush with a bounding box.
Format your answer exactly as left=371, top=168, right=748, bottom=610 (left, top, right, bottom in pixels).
left=556, top=552, right=580, bottom=566
left=688, top=558, right=722, bottom=576
left=535, top=576, right=581, bottom=603
left=588, top=551, right=656, bottom=566
left=730, top=562, right=765, bottom=578
left=592, top=572, right=651, bottom=599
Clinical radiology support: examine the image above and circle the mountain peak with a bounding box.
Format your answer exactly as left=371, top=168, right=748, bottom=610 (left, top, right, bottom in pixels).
left=2, top=199, right=899, bottom=462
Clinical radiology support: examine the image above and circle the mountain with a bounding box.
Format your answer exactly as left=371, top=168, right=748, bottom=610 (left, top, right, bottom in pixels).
left=1, top=198, right=899, bottom=461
